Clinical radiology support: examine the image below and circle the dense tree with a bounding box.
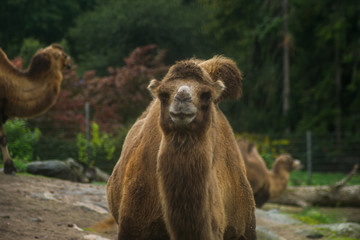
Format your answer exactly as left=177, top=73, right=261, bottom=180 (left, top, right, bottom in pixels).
left=289, top=0, right=360, bottom=136
left=67, top=0, right=214, bottom=75
left=202, top=0, right=285, bottom=133
left=202, top=0, right=360, bottom=138
left=0, top=0, right=97, bottom=58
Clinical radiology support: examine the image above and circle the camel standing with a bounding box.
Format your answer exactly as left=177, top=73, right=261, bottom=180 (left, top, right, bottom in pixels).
left=107, top=56, right=257, bottom=239
left=237, top=138, right=301, bottom=207
left=0, top=44, right=71, bottom=174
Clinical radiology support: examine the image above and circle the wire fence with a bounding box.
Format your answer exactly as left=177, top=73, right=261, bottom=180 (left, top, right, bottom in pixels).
left=265, top=131, right=360, bottom=173
left=3, top=115, right=360, bottom=175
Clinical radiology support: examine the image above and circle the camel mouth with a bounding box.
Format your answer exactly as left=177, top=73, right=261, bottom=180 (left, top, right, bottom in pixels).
left=169, top=112, right=196, bottom=125
left=293, top=160, right=303, bottom=170
left=63, top=56, right=72, bottom=70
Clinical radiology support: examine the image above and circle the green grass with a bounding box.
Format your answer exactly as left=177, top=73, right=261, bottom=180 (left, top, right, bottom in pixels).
left=292, top=208, right=345, bottom=225
left=289, top=170, right=360, bottom=186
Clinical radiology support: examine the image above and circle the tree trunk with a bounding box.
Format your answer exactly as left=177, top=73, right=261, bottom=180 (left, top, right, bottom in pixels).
left=335, top=38, right=342, bottom=149
left=269, top=185, right=360, bottom=208
left=270, top=165, right=359, bottom=208
left=282, top=0, right=290, bottom=117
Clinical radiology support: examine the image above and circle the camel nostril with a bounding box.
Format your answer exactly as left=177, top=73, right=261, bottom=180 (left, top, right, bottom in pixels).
left=175, top=95, right=192, bottom=103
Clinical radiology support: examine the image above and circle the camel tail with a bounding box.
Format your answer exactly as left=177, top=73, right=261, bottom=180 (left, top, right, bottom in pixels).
left=92, top=215, right=116, bottom=232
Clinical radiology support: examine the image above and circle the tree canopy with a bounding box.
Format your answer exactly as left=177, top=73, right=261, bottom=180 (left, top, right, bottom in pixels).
left=1, top=0, right=359, bottom=138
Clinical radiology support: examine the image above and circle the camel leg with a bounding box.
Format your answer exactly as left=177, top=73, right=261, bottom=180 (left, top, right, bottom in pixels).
left=0, top=127, right=17, bottom=175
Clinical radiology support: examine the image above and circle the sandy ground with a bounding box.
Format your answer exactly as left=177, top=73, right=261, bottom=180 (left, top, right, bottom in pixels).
left=1, top=172, right=359, bottom=240
left=0, top=173, right=116, bottom=240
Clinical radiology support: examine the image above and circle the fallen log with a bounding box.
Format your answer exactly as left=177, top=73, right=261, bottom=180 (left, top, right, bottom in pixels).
left=270, top=164, right=360, bottom=208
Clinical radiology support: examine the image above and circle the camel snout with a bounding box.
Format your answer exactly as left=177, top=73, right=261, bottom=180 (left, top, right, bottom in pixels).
left=174, top=85, right=192, bottom=103
left=293, top=160, right=303, bottom=170
left=64, top=56, right=72, bottom=70
left=169, top=100, right=197, bottom=125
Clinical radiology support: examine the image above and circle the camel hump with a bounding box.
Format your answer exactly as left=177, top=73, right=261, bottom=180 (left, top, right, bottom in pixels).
left=27, top=53, right=51, bottom=76
left=199, top=56, right=243, bottom=101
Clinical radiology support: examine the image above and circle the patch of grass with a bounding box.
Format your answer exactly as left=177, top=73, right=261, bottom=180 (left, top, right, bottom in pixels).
left=289, top=171, right=360, bottom=186
left=292, top=208, right=343, bottom=225
left=91, top=182, right=107, bottom=186
left=314, top=228, right=359, bottom=240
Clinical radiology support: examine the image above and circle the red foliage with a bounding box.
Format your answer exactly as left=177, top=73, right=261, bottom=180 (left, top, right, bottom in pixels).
left=30, top=45, right=168, bottom=136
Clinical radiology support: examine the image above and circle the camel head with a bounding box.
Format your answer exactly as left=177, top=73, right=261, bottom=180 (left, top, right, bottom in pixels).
left=273, top=154, right=302, bottom=172
left=148, top=59, right=227, bottom=133
left=28, top=44, right=71, bottom=75
left=148, top=56, right=243, bottom=134
left=41, top=44, right=71, bottom=70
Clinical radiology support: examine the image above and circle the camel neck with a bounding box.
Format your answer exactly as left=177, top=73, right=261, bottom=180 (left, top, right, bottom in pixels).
left=157, top=133, right=215, bottom=240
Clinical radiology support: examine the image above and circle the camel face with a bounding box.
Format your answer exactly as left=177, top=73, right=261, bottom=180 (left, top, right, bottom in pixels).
left=168, top=85, right=197, bottom=125
left=148, top=63, right=225, bottom=130
left=276, top=154, right=302, bottom=171
left=39, top=44, right=71, bottom=70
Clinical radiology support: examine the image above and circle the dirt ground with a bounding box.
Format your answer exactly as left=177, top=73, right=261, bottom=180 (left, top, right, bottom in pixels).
left=0, top=173, right=116, bottom=240
left=1, top=172, right=359, bottom=240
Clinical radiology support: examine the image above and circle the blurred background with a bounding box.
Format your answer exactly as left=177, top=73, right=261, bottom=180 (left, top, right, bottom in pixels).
left=1, top=0, right=359, bottom=182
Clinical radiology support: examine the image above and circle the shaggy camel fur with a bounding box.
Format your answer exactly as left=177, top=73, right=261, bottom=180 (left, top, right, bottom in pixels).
left=237, top=138, right=301, bottom=208
left=0, top=44, right=71, bottom=174
left=107, top=56, right=257, bottom=240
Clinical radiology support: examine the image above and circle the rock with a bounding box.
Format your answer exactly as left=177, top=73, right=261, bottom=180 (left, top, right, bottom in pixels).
left=84, top=167, right=110, bottom=183
left=82, top=234, right=112, bottom=240
left=315, top=223, right=360, bottom=238
left=256, top=209, right=301, bottom=225
left=296, top=229, right=324, bottom=238
left=30, top=217, right=43, bottom=222
left=26, top=159, right=110, bottom=183
left=65, top=158, right=85, bottom=182
left=27, top=160, right=76, bottom=181
left=306, top=233, right=324, bottom=239
left=256, top=225, right=286, bottom=240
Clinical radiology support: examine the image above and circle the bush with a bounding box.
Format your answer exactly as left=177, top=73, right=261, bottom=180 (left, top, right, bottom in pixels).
left=0, top=120, right=41, bottom=172
left=32, top=135, right=78, bottom=161
left=19, top=38, right=44, bottom=68
left=77, top=122, right=116, bottom=167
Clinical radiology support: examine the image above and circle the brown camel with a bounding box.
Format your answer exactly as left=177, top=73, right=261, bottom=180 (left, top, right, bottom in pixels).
left=0, top=44, right=71, bottom=174
left=237, top=138, right=301, bottom=208
left=106, top=56, right=257, bottom=240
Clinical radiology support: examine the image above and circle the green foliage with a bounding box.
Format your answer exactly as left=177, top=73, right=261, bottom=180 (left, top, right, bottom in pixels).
left=293, top=208, right=340, bottom=225
left=32, top=136, right=78, bottom=161
left=77, top=122, right=116, bottom=167
left=0, top=0, right=97, bottom=58
left=1, top=120, right=41, bottom=172
left=238, top=133, right=290, bottom=168
left=289, top=171, right=360, bottom=187
left=19, top=38, right=44, bottom=68
left=293, top=207, right=346, bottom=225
left=68, top=0, right=213, bottom=74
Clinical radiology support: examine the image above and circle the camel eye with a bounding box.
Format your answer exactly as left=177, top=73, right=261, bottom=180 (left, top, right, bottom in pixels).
left=200, top=91, right=211, bottom=102
left=158, top=92, right=170, bottom=102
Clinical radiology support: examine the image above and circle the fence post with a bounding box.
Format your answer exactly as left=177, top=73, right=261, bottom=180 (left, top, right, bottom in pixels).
left=85, top=102, right=91, bottom=165
left=307, top=130, right=312, bottom=185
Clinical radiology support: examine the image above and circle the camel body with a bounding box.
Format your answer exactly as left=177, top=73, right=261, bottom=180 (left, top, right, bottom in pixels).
left=0, top=44, right=70, bottom=174
left=237, top=139, right=301, bottom=207
left=107, top=56, right=257, bottom=240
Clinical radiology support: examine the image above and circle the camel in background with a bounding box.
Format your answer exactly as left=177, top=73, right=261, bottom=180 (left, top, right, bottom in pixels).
left=0, top=44, right=71, bottom=174
left=107, top=56, right=257, bottom=239
left=237, top=138, right=301, bottom=208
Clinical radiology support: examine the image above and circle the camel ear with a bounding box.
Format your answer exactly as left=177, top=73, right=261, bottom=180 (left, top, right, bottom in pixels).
left=199, top=56, right=243, bottom=101
left=212, top=80, right=225, bottom=103
left=147, top=79, right=160, bottom=98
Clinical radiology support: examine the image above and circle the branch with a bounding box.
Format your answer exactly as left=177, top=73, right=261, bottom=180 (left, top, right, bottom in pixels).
left=331, top=164, right=359, bottom=191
